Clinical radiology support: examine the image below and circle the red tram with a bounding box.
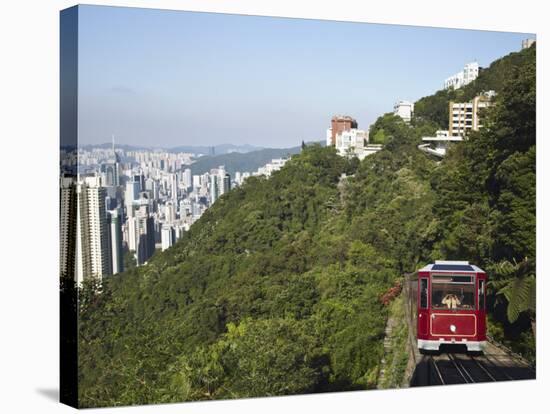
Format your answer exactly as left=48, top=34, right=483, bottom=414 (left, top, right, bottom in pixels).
left=417, top=260, right=487, bottom=352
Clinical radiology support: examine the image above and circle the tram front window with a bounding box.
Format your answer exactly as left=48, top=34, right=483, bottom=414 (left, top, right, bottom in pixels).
left=431, top=274, right=475, bottom=310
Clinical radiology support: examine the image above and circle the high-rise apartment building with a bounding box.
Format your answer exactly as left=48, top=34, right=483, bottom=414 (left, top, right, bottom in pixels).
left=192, top=175, right=201, bottom=191
left=60, top=175, right=77, bottom=279
left=101, top=138, right=121, bottom=187
left=165, top=200, right=176, bottom=223
left=222, top=173, right=231, bottom=194
left=75, top=175, right=112, bottom=283
left=108, top=208, right=123, bottom=275
left=127, top=215, right=138, bottom=252
left=209, top=173, right=219, bottom=204
left=161, top=224, right=175, bottom=251
left=135, top=211, right=155, bottom=265
left=125, top=177, right=140, bottom=218
left=127, top=206, right=155, bottom=265
left=183, top=168, right=192, bottom=191
left=169, top=173, right=178, bottom=202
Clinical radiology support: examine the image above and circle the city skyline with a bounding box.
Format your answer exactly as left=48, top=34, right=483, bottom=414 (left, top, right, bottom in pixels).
left=61, top=139, right=292, bottom=281
left=78, top=5, right=533, bottom=148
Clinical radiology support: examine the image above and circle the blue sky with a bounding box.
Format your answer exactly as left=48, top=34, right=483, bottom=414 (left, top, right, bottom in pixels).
left=76, top=5, right=534, bottom=148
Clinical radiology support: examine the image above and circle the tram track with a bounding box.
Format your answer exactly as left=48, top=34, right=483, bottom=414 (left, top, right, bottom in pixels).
left=420, top=347, right=535, bottom=386
left=476, top=353, right=514, bottom=381
left=427, top=353, right=469, bottom=385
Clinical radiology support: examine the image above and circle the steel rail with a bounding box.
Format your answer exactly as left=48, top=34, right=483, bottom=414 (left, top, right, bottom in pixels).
left=469, top=355, right=497, bottom=381
left=429, top=356, right=445, bottom=385
left=447, top=353, right=474, bottom=383
left=480, top=353, right=517, bottom=381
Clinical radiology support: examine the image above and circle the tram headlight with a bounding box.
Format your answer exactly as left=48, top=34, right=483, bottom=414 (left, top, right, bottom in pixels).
left=450, top=324, right=457, bottom=333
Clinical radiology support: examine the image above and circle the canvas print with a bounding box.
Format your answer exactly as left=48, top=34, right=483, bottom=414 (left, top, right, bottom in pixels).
left=59, top=5, right=536, bottom=408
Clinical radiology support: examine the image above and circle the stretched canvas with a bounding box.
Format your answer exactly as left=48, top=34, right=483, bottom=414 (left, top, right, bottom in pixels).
left=60, top=4, right=536, bottom=409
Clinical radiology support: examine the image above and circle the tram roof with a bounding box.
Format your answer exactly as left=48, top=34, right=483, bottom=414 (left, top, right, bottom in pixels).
left=418, top=261, right=484, bottom=273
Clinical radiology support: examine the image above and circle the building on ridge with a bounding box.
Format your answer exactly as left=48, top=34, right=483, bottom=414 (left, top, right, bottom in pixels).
left=449, top=90, right=495, bottom=137
left=393, top=100, right=414, bottom=123
left=326, top=115, right=382, bottom=160
left=326, top=115, right=358, bottom=147
left=522, top=38, right=535, bottom=50
left=444, top=62, right=479, bottom=90
left=419, top=91, right=496, bottom=158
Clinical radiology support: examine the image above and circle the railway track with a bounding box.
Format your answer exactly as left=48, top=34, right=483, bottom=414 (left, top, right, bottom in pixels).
left=414, top=344, right=535, bottom=386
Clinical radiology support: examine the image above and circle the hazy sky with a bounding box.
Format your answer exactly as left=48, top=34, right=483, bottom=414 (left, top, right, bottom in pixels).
left=77, top=5, right=533, bottom=148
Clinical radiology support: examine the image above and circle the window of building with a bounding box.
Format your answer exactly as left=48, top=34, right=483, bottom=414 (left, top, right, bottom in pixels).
left=431, top=274, right=475, bottom=310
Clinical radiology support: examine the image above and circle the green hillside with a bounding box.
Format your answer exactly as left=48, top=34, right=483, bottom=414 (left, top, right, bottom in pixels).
left=414, top=44, right=536, bottom=129
left=77, top=44, right=535, bottom=407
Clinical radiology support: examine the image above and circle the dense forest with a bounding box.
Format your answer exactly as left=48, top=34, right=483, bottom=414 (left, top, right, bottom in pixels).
left=76, top=44, right=535, bottom=407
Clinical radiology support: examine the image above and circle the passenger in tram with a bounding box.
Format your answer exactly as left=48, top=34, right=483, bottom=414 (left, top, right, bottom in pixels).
left=441, top=293, right=461, bottom=309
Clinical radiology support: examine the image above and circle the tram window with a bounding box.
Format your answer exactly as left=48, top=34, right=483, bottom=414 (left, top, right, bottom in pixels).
left=420, top=279, right=428, bottom=309
left=478, top=279, right=485, bottom=310
left=431, top=274, right=475, bottom=310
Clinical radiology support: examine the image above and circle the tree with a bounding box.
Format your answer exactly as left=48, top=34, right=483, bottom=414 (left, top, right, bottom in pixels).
left=490, top=259, right=536, bottom=338
left=123, top=249, right=137, bottom=270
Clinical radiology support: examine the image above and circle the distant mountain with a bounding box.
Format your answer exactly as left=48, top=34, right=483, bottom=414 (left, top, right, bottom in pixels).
left=169, top=143, right=262, bottom=155
left=189, top=146, right=302, bottom=176
left=189, top=141, right=324, bottom=176
left=80, top=143, right=263, bottom=155
left=80, top=143, right=152, bottom=151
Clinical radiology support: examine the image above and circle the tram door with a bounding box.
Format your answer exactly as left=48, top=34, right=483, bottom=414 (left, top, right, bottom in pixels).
left=418, top=277, right=429, bottom=336
left=477, top=275, right=487, bottom=339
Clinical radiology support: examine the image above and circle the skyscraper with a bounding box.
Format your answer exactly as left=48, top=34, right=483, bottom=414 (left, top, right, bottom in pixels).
left=127, top=215, right=138, bottom=252
left=125, top=176, right=140, bottom=218
left=102, top=136, right=121, bottom=187
left=209, top=173, right=219, bottom=204
left=165, top=200, right=176, bottom=223
left=75, top=175, right=112, bottom=283
left=169, top=173, right=178, bottom=202
left=161, top=224, right=175, bottom=251
left=222, top=173, right=231, bottom=194
left=60, top=175, right=77, bottom=279
left=108, top=208, right=124, bottom=275
left=217, top=166, right=228, bottom=196
left=135, top=207, right=155, bottom=265
left=183, top=168, right=192, bottom=191
left=192, top=174, right=201, bottom=191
